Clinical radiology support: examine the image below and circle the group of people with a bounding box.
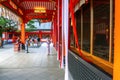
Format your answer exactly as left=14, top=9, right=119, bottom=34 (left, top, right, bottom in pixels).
left=25, top=36, right=41, bottom=53
left=29, top=36, right=41, bottom=48
left=15, top=36, right=51, bottom=54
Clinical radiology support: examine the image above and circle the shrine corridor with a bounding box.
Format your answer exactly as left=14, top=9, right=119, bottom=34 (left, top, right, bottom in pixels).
left=0, top=43, right=64, bottom=80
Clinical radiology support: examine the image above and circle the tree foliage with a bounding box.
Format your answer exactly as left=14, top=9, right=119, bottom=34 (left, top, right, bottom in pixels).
left=26, top=20, right=37, bottom=32
left=0, top=16, right=18, bottom=36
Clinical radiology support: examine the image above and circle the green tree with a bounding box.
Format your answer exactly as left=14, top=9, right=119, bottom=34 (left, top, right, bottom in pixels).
left=0, top=16, right=18, bottom=36
left=4, top=19, right=18, bottom=32
left=0, top=16, right=7, bottom=28
left=0, top=16, right=6, bottom=36
left=26, top=20, right=37, bottom=32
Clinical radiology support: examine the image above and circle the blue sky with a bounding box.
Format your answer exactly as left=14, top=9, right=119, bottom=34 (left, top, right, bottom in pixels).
left=33, top=21, right=52, bottom=29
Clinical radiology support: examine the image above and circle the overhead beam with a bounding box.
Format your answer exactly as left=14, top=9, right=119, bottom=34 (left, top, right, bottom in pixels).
left=20, top=0, right=51, bottom=1
left=0, top=0, right=7, bottom=3
left=11, top=0, right=25, bottom=12
left=24, top=9, right=55, bottom=15
left=26, top=15, right=52, bottom=19
left=1, top=0, right=23, bottom=17
left=19, top=0, right=53, bottom=4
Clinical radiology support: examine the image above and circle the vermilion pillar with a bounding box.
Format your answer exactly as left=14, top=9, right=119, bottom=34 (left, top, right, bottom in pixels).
left=52, top=21, right=55, bottom=45
left=60, top=0, right=64, bottom=69
left=39, top=31, right=42, bottom=39
left=54, top=18, right=57, bottom=49
left=21, top=23, right=25, bottom=44
left=113, top=0, right=120, bottom=80
left=57, top=0, right=60, bottom=60
left=70, top=0, right=82, bottom=56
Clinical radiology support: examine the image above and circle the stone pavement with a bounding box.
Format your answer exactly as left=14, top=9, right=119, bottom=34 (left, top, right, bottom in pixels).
left=0, top=43, right=64, bottom=80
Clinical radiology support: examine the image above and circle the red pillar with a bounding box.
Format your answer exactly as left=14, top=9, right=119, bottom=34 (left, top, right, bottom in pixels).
left=59, top=0, right=62, bottom=61
left=57, top=0, right=60, bottom=61
left=39, top=31, right=42, bottom=39
left=21, top=22, right=25, bottom=44
left=113, top=0, right=120, bottom=79
left=52, top=21, right=55, bottom=46
left=53, top=17, right=57, bottom=49
left=69, top=0, right=90, bottom=62
left=68, top=18, right=71, bottom=49
left=60, top=0, right=64, bottom=68
left=12, top=33, right=15, bottom=43
left=54, top=11, right=57, bottom=49
left=69, top=0, right=81, bottom=55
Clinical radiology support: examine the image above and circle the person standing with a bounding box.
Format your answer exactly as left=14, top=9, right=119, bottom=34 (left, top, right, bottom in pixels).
left=0, top=37, right=2, bottom=48
left=0, top=37, right=3, bottom=48
left=16, top=37, right=20, bottom=51
left=47, top=38, right=51, bottom=55
left=25, top=38, right=30, bottom=53
left=37, top=37, right=40, bottom=47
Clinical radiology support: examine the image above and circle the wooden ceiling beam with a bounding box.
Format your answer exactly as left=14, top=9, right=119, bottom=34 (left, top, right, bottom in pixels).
left=19, top=0, right=51, bottom=2
left=1, top=0, right=57, bottom=21
left=24, top=9, right=55, bottom=15
left=26, top=15, right=52, bottom=19
left=25, top=16, right=52, bottom=23
left=1, top=0, right=23, bottom=17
